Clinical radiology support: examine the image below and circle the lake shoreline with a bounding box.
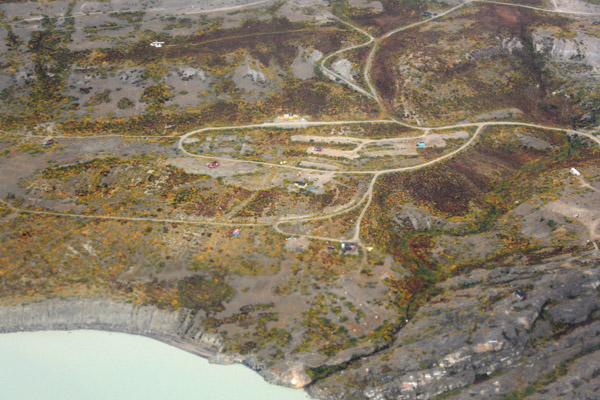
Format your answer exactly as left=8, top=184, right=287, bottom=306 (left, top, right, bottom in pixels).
left=0, top=324, right=217, bottom=359
left=0, top=298, right=313, bottom=395
left=0, top=329, right=313, bottom=400
left=0, top=298, right=224, bottom=362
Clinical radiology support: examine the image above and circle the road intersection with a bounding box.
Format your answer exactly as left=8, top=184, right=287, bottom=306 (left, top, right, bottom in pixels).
left=3, top=0, right=600, bottom=247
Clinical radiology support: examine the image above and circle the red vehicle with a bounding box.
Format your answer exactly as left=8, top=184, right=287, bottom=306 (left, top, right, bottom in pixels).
left=43, top=138, right=55, bottom=146
left=314, top=146, right=322, bottom=152
left=207, top=161, right=219, bottom=169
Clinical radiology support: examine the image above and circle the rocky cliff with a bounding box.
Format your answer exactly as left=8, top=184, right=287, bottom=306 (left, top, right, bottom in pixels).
left=0, top=299, right=224, bottom=359
left=307, top=253, right=600, bottom=399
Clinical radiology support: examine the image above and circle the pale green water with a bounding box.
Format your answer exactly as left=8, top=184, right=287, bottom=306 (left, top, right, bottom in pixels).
left=0, top=330, right=312, bottom=400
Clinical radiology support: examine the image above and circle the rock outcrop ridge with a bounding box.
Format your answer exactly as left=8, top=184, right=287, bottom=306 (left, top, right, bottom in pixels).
left=308, top=254, right=600, bottom=399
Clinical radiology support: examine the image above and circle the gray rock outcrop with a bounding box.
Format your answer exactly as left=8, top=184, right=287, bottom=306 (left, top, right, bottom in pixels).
left=467, top=37, right=524, bottom=61
left=332, top=59, right=356, bottom=82
left=0, top=299, right=224, bottom=357
left=243, top=66, right=267, bottom=84
left=178, top=67, right=207, bottom=81
left=308, top=254, right=600, bottom=399
left=532, top=29, right=600, bottom=72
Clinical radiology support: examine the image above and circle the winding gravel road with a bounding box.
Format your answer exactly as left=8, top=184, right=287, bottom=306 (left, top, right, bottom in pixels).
left=3, top=0, right=600, bottom=245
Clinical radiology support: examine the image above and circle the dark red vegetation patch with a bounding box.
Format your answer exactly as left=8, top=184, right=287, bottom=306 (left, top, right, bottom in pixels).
left=378, top=142, right=548, bottom=215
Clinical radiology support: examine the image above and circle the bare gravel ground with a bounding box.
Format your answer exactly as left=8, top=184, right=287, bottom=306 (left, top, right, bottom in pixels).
left=0, top=136, right=176, bottom=198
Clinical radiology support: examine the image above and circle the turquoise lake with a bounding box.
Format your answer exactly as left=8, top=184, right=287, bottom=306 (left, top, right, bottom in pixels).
left=0, top=330, right=312, bottom=400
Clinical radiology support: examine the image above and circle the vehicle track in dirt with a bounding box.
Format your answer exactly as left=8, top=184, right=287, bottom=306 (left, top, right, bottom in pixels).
left=3, top=0, right=600, bottom=245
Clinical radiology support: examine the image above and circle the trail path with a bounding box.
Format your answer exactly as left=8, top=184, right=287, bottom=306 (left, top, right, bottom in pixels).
left=0, top=199, right=270, bottom=227
left=577, top=176, right=600, bottom=193
left=319, top=16, right=376, bottom=99
left=7, top=122, right=595, bottom=245
left=176, top=121, right=582, bottom=175
left=479, top=0, right=600, bottom=15
left=3, top=0, right=600, bottom=245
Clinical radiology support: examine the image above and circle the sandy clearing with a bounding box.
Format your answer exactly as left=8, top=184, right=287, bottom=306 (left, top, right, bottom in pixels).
left=165, top=157, right=260, bottom=177
left=290, top=46, right=323, bottom=80
left=294, top=130, right=469, bottom=159
left=362, top=147, right=418, bottom=157
left=291, top=134, right=365, bottom=145
left=545, top=200, right=600, bottom=241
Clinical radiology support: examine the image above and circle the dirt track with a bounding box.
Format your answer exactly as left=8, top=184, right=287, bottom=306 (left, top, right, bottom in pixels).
left=3, top=0, right=600, bottom=246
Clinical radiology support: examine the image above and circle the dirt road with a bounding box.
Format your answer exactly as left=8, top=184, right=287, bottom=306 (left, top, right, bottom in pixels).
left=4, top=0, right=600, bottom=245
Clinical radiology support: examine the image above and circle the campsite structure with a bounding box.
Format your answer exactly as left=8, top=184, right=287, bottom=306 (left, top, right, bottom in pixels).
left=341, top=242, right=359, bottom=251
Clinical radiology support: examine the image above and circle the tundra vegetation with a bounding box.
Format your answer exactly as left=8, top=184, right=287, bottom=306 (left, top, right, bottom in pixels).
left=1, top=0, right=600, bottom=399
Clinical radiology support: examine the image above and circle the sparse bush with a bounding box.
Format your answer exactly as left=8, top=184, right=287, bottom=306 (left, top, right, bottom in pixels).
left=117, top=97, right=134, bottom=109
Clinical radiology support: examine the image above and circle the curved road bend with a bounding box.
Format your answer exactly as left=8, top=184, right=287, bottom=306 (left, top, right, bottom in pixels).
left=5, top=0, right=600, bottom=243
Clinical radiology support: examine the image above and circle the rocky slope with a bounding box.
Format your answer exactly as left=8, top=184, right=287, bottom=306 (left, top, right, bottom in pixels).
left=307, top=252, right=600, bottom=399
left=1, top=252, right=598, bottom=400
